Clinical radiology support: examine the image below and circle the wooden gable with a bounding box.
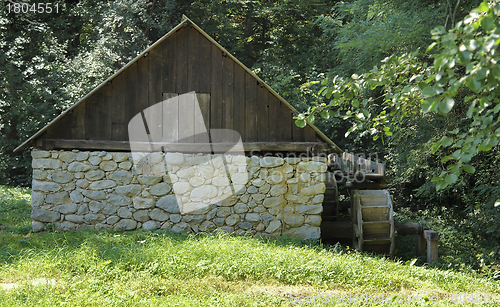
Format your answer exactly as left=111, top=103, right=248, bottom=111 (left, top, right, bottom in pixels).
left=15, top=18, right=341, bottom=154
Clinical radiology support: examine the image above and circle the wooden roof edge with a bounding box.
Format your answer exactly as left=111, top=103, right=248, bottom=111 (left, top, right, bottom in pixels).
left=14, top=18, right=191, bottom=153
left=184, top=17, right=342, bottom=151
left=15, top=16, right=342, bottom=153
left=36, top=138, right=339, bottom=153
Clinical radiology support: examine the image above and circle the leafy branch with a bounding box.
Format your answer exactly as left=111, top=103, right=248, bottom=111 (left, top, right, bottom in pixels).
left=295, top=1, right=500, bottom=190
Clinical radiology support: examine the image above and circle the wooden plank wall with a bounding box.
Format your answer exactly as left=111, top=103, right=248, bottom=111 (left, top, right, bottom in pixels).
left=42, top=25, right=321, bottom=145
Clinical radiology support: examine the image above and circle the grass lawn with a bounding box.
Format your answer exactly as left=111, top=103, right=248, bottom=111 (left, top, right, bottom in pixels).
left=0, top=186, right=499, bottom=306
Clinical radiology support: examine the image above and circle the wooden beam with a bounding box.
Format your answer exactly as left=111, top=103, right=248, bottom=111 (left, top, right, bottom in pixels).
left=322, top=222, right=428, bottom=240
left=417, top=233, right=427, bottom=256
left=346, top=181, right=388, bottom=190
left=394, top=222, right=422, bottom=236
left=38, top=139, right=337, bottom=153
left=424, top=230, right=439, bottom=264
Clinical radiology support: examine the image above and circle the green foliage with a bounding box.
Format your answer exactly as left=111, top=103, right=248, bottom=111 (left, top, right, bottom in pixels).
left=316, top=0, right=446, bottom=76
left=297, top=1, right=500, bottom=191
left=0, top=0, right=177, bottom=186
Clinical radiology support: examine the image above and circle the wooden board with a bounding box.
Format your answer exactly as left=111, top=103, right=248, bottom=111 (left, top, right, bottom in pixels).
left=135, top=56, right=150, bottom=130
left=210, top=43, right=223, bottom=130
left=52, top=110, right=72, bottom=139
left=162, top=93, right=179, bottom=143
left=178, top=93, right=195, bottom=143
left=280, top=100, right=292, bottom=141
left=362, top=222, right=391, bottom=239
left=161, top=33, right=176, bottom=94
left=149, top=40, right=163, bottom=106
left=361, top=207, right=389, bottom=222
left=292, top=120, right=305, bottom=142
left=85, top=94, right=99, bottom=140
left=359, top=195, right=389, bottom=206
left=267, top=93, right=280, bottom=142
left=123, top=62, right=138, bottom=139
left=41, top=139, right=331, bottom=152
left=233, top=65, right=245, bottom=140
left=195, top=93, right=210, bottom=143
left=110, top=71, right=128, bottom=140
left=305, top=125, right=317, bottom=142
left=199, top=35, right=211, bottom=93
left=72, top=102, right=86, bottom=139
left=176, top=30, right=188, bottom=94
left=257, top=84, right=269, bottom=141
left=187, top=26, right=200, bottom=92
left=244, top=72, right=257, bottom=142
left=98, top=82, right=112, bottom=140
left=222, top=55, right=234, bottom=141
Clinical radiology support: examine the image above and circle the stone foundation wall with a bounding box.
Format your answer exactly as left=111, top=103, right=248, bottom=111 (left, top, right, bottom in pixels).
left=30, top=150, right=326, bottom=239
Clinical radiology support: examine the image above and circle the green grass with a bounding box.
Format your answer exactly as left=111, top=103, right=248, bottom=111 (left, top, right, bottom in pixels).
left=1, top=186, right=499, bottom=306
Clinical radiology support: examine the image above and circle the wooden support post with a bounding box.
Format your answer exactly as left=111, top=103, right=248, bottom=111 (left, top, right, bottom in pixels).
left=424, top=230, right=439, bottom=264
left=416, top=233, right=426, bottom=256
left=416, top=226, right=428, bottom=256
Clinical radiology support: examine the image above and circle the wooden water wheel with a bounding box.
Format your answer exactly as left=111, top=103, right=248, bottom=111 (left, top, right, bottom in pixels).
left=321, top=172, right=340, bottom=221
left=352, top=189, right=394, bottom=255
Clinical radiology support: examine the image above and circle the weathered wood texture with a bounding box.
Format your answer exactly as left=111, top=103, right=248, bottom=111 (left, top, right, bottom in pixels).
left=38, top=139, right=331, bottom=153
left=40, top=25, right=322, bottom=147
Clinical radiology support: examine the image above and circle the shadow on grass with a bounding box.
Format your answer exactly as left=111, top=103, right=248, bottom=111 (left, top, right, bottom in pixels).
left=0, top=226, right=344, bottom=264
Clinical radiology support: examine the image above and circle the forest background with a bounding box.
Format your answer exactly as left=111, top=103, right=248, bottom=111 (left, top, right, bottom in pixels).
left=1, top=0, right=499, bottom=277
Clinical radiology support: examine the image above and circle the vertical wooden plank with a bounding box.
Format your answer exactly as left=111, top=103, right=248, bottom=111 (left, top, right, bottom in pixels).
left=233, top=65, right=245, bottom=140
left=54, top=112, right=72, bottom=139
left=257, top=85, right=269, bottom=141
left=194, top=93, right=210, bottom=143
left=267, top=93, right=280, bottom=142
left=199, top=35, right=212, bottom=93
left=71, top=102, right=86, bottom=139
left=124, top=62, right=138, bottom=133
left=305, top=125, right=317, bottom=142
left=210, top=43, right=223, bottom=131
left=292, top=115, right=305, bottom=142
left=176, top=29, right=188, bottom=94
left=162, top=93, right=178, bottom=143
left=222, top=56, right=234, bottom=141
left=85, top=95, right=99, bottom=140
left=124, top=59, right=148, bottom=145
left=280, top=101, right=292, bottom=142
left=178, top=93, right=195, bottom=143
left=244, top=72, right=257, bottom=142
left=110, top=72, right=127, bottom=141
left=196, top=93, right=211, bottom=141
left=187, top=27, right=200, bottom=93
left=145, top=47, right=163, bottom=145
left=162, top=33, right=176, bottom=94
left=98, top=85, right=112, bottom=140
left=136, top=57, right=150, bottom=122
left=149, top=42, right=163, bottom=106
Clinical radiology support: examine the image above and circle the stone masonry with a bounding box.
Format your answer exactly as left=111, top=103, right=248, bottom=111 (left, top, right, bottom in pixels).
left=30, top=150, right=327, bottom=239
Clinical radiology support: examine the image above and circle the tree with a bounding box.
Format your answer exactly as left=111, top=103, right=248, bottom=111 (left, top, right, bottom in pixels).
left=0, top=0, right=177, bottom=186
left=296, top=1, right=500, bottom=191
